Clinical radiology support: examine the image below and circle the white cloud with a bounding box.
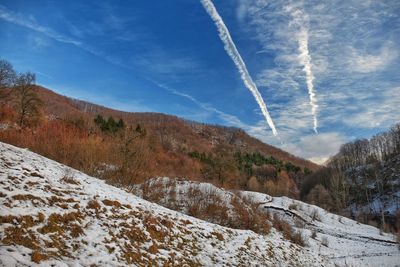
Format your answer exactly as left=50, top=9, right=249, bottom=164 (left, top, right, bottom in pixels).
left=235, top=0, right=400, bottom=159
left=347, top=44, right=398, bottom=73
left=282, top=132, right=346, bottom=164
left=342, top=86, right=400, bottom=128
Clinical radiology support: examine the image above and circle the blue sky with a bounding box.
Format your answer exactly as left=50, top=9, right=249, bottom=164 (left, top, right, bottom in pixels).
left=0, top=0, right=399, bottom=163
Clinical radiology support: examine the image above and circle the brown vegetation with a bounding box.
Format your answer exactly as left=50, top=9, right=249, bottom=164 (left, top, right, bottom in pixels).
left=0, top=59, right=318, bottom=198
left=272, top=214, right=305, bottom=247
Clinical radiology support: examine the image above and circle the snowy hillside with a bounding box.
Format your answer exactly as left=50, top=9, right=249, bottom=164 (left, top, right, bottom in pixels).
left=245, top=191, right=400, bottom=266
left=0, top=142, right=326, bottom=266
left=133, top=177, right=400, bottom=266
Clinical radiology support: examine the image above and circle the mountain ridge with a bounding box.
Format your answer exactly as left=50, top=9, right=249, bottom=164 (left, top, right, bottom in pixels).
left=34, top=85, right=319, bottom=171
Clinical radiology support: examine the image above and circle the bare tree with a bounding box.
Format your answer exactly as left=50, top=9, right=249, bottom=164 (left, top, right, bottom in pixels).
left=118, top=124, right=148, bottom=189
left=0, top=59, right=16, bottom=100
left=330, top=170, right=349, bottom=210
left=14, top=72, right=42, bottom=127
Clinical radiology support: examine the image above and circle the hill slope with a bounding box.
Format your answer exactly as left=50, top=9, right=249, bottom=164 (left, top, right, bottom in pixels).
left=0, top=142, right=325, bottom=266
left=133, top=177, right=400, bottom=266
left=35, top=86, right=319, bottom=171
left=1, top=142, right=399, bottom=266
left=1, top=85, right=319, bottom=199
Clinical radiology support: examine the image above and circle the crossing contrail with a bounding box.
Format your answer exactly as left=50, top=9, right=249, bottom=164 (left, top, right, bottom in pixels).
left=201, top=0, right=278, bottom=136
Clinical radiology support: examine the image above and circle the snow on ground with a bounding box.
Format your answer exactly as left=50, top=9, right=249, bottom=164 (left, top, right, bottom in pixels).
left=0, top=142, right=328, bottom=266
left=242, top=192, right=400, bottom=266
left=134, top=177, right=400, bottom=266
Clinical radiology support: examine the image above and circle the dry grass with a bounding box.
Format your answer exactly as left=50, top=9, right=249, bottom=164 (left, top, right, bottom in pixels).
left=231, top=194, right=271, bottom=235
left=2, top=226, right=40, bottom=250
left=211, top=232, right=224, bottom=241
left=102, top=199, right=122, bottom=208
left=87, top=199, right=101, bottom=210
left=272, top=214, right=306, bottom=247
left=12, top=194, right=45, bottom=204
left=61, top=175, right=80, bottom=185
left=31, top=251, right=49, bottom=263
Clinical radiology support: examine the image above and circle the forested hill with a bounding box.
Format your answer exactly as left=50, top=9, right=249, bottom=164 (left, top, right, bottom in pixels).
left=36, top=86, right=318, bottom=169
left=301, top=123, right=400, bottom=232
left=0, top=77, right=318, bottom=198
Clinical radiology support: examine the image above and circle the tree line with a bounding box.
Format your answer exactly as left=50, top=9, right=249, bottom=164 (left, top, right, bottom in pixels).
left=329, top=123, right=400, bottom=171
left=301, top=123, right=400, bottom=232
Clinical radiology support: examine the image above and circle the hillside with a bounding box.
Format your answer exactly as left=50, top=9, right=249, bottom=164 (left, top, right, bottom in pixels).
left=0, top=85, right=319, bottom=198
left=1, top=142, right=399, bottom=266
left=300, top=123, right=400, bottom=231
left=0, top=141, right=326, bottom=266
left=35, top=86, right=318, bottom=171
left=132, top=177, right=400, bottom=266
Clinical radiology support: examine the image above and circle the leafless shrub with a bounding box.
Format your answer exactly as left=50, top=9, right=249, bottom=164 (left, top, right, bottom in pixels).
left=311, top=230, right=317, bottom=239
left=294, top=219, right=305, bottom=228
left=231, top=194, right=271, bottom=235
left=321, top=236, right=329, bottom=247
left=311, top=209, right=321, bottom=221
left=142, top=179, right=166, bottom=204
left=272, top=214, right=306, bottom=246
left=60, top=169, right=79, bottom=185
left=289, top=202, right=299, bottom=211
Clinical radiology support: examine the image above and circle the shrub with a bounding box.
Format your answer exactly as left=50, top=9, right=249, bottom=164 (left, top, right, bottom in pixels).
left=311, top=209, right=321, bottom=221
left=272, top=214, right=306, bottom=246
left=31, top=251, right=49, bottom=263
left=289, top=202, right=299, bottom=211
left=321, top=236, right=329, bottom=247
left=311, top=230, right=317, bottom=239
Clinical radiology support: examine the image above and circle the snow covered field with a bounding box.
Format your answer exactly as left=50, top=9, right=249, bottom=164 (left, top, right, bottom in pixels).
left=0, top=142, right=399, bottom=266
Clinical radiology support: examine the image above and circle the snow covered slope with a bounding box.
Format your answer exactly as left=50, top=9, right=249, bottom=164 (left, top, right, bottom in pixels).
left=133, top=177, right=400, bottom=266
left=0, top=142, right=327, bottom=266
left=244, top=191, right=400, bottom=266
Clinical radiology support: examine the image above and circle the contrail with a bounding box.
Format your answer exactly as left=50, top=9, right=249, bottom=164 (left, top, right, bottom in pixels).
left=291, top=9, right=319, bottom=133
left=200, top=0, right=278, bottom=136
left=298, top=28, right=318, bottom=133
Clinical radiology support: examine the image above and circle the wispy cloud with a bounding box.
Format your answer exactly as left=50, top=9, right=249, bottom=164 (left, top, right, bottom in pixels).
left=0, top=4, right=128, bottom=69
left=201, top=0, right=278, bottom=136
left=0, top=4, right=206, bottom=109
left=0, top=5, right=81, bottom=46
left=341, top=86, right=400, bottom=128
left=133, top=49, right=202, bottom=82
left=236, top=0, right=400, bottom=161
left=346, top=43, right=398, bottom=73
left=155, top=82, right=249, bottom=128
